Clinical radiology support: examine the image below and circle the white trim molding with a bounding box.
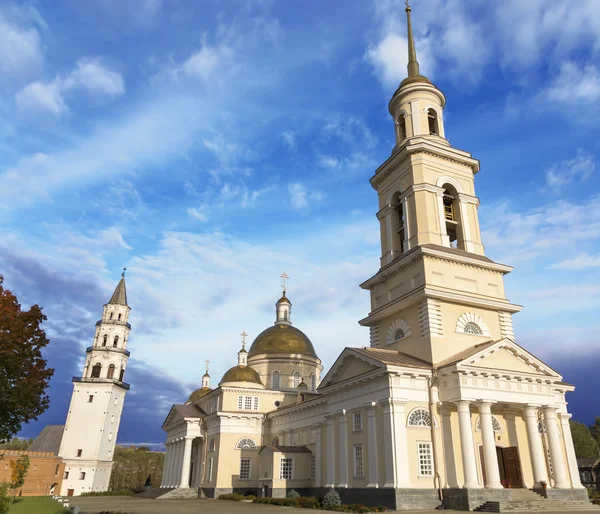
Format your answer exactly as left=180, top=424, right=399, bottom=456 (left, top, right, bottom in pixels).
left=386, top=318, right=412, bottom=345
left=455, top=312, right=491, bottom=337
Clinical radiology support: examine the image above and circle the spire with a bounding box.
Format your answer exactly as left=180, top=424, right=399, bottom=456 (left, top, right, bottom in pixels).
left=238, top=331, right=248, bottom=366
left=405, top=0, right=420, bottom=77
left=108, top=271, right=128, bottom=306
left=202, top=359, right=211, bottom=387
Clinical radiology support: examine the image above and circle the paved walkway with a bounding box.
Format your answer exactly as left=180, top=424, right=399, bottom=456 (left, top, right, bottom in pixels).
left=69, top=496, right=585, bottom=514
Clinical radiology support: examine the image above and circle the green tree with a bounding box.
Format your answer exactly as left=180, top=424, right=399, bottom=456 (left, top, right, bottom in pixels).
left=590, top=417, right=600, bottom=449
left=571, top=420, right=599, bottom=458
left=0, top=276, right=54, bottom=443
left=9, top=455, right=30, bottom=500
left=0, top=438, right=33, bottom=451
left=0, top=482, right=12, bottom=514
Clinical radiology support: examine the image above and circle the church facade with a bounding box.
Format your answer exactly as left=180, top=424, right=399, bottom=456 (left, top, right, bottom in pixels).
left=160, top=5, right=587, bottom=511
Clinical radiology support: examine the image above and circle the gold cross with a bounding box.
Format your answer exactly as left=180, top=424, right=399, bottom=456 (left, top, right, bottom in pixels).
left=280, top=272, right=289, bottom=293
left=240, top=331, right=248, bottom=349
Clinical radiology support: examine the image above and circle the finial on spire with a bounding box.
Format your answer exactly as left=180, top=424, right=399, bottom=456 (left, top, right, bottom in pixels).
left=280, top=272, right=289, bottom=294
left=240, top=331, right=248, bottom=350
left=405, top=0, right=420, bottom=77
left=122, top=267, right=126, bottom=278
left=204, top=359, right=210, bottom=374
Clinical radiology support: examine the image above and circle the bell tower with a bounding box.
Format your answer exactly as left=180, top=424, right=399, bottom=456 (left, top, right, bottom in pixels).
left=58, top=273, right=131, bottom=496
left=359, top=3, right=521, bottom=365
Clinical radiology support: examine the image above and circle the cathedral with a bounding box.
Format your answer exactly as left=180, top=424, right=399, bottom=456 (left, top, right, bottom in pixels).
left=158, top=5, right=588, bottom=512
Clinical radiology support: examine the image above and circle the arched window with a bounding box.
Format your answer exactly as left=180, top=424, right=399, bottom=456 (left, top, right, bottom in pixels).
left=310, top=373, right=316, bottom=392
left=395, top=329, right=405, bottom=340
left=442, top=186, right=459, bottom=248
left=272, top=371, right=280, bottom=389
left=386, top=318, right=412, bottom=345
left=271, top=436, right=279, bottom=446
left=407, top=408, right=432, bottom=427
left=391, top=191, right=406, bottom=254
left=476, top=416, right=502, bottom=432
left=464, top=322, right=483, bottom=335
left=427, top=108, right=439, bottom=136
left=107, top=364, right=116, bottom=379
left=109, top=312, right=113, bottom=320
left=118, top=313, right=122, bottom=321
left=119, top=368, right=125, bottom=382
left=91, top=364, right=102, bottom=378
left=397, top=115, right=407, bottom=141
left=113, top=335, right=119, bottom=348
left=208, top=438, right=216, bottom=451
left=236, top=438, right=257, bottom=450
left=102, top=334, right=108, bottom=347
left=292, top=371, right=302, bottom=388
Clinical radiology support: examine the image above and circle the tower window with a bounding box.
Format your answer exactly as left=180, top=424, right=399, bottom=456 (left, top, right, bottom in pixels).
left=102, top=334, right=108, bottom=347
left=118, top=313, right=122, bottom=321
left=109, top=312, right=113, bottom=320
left=113, top=335, right=119, bottom=348
left=394, top=328, right=405, bottom=340
left=397, top=115, right=407, bottom=141
left=441, top=185, right=462, bottom=249
left=463, top=322, right=483, bottom=335
left=397, top=202, right=406, bottom=252
left=119, top=368, right=125, bottom=382
left=292, top=371, right=301, bottom=388
left=91, top=364, right=102, bottom=378
left=79, top=472, right=86, bottom=480
left=427, top=108, right=439, bottom=136
left=310, top=373, right=316, bottom=392
left=77, top=449, right=82, bottom=457
left=107, top=364, right=116, bottom=379
left=88, top=395, right=94, bottom=403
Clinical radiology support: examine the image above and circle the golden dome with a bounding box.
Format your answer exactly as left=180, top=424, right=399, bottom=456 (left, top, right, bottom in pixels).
left=277, top=295, right=291, bottom=305
left=248, top=324, right=318, bottom=359
left=219, top=365, right=263, bottom=386
left=187, top=386, right=212, bottom=403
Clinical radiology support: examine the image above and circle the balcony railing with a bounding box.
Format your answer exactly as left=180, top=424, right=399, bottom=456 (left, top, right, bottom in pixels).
left=95, top=320, right=131, bottom=329
left=72, top=376, right=130, bottom=390
left=86, top=346, right=130, bottom=357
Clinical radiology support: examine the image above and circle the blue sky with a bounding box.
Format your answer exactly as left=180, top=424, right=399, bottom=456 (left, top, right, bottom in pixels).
left=2, top=0, right=599, bottom=447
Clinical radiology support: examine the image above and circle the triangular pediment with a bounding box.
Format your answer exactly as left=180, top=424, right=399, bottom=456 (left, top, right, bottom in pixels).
left=457, top=339, right=560, bottom=379
left=320, top=348, right=384, bottom=389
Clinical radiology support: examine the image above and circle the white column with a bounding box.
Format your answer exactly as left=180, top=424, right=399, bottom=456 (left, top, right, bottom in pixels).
left=543, top=407, right=569, bottom=489
left=166, top=442, right=175, bottom=487
left=401, top=196, right=411, bottom=251
left=385, top=210, right=394, bottom=264
left=174, top=439, right=183, bottom=486
left=179, top=437, right=194, bottom=488
left=456, top=400, right=480, bottom=488
left=161, top=443, right=169, bottom=487
left=391, top=400, right=411, bottom=488
left=366, top=402, right=379, bottom=488
left=338, top=410, right=348, bottom=488
left=325, top=414, right=335, bottom=487
left=380, top=400, right=396, bottom=488
left=458, top=198, right=474, bottom=252
left=478, top=402, right=502, bottom=489
left=523, top=405, right=548, bottom=488
left=560, top=413, right=584, bottom=489
left=314, top=424, right=323, bottom=487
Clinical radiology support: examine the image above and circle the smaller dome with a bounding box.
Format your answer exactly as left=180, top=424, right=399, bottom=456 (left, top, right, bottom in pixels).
left=219, top=365, right=263, bottom=386
left=277, top=295, right=291, bottom=305
left=187, top=386, right=212, bottom=403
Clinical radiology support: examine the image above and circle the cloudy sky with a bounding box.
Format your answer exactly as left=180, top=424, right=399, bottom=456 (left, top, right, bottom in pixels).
left=3, top=0, right=599, bottom=447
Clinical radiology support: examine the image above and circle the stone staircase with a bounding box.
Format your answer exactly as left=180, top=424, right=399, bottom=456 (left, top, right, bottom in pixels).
left=474, top=488, right=600, bottom=512
left=156, top=487, right=199, bottom=500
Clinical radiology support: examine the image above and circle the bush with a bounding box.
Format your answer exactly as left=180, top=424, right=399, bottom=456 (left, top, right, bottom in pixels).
left=245, top=494, right=257, bottom=501
left=298, top=496, right=319, bottom=508
left=283, top=498, right=298, bottom=507
left=322, top=489, right=342, bottom=510
left=287, top=489, right=301, bottom=499
left=0, top=483, right=12, bottom=514
left=217, top=493, right=246, bottom=501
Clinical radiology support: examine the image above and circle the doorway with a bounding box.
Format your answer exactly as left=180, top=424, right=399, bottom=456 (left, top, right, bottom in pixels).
left=479, top=446, right=523, bottom=488
left=67, top=489, right=74, bottom=496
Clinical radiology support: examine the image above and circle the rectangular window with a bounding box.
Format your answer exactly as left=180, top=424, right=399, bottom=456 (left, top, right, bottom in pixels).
left=207, top=458, right=214, bottom=481
left=79, top=472, right=86, bottom=480
left=238, top=396, right=243, bottom=410
left=353, top=445, right=364, bottom=477
left=213, top=397, right=219, bottom=412
left=240, top=458, right=251, bottom=480
left=310, top=455, right=316, bottom=480
left=418, top=442, right=433, bottom=476
left=238, top=396, right=259, bottom=410
left=76, top=449, right=82, bottom=457
left=88, top=395, right=94, bottom=403
left=280, top=458, right=293, bottom=480
left=108, top=432, right=113, bottom=441
left=253, top=397, right=259, bottom=410
left=244, top=396, right=253, bottom=410
left=55, top=464, right=59, bottom=475
left=353, top=412, right=362, bottom=432
left=64, top=471, right=69, bottom=479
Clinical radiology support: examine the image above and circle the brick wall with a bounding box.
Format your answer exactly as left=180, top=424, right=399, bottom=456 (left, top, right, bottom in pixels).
left=0, top=451, right=65, bottom=496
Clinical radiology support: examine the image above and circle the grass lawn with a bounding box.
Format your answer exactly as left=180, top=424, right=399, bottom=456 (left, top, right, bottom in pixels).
left=9, top=497, right=68, bottom=514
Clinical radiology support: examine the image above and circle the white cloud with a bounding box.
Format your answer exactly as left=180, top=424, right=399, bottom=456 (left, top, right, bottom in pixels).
left=0, top=6, right=44, bottom=80
left=282, top=130, right=296, bottom=150
left=187, top=207, right=209, bottom=222
left=180, top=44, right=234, bottom=81
left=544, top=149, right=595, bottom=189
left=548, top=253, right=600, bottom=271
left=16, top=58, right=124, bottom=117
left=288, top=183, right=324, bottom=212
left=542, top=61, right=600, bottom=104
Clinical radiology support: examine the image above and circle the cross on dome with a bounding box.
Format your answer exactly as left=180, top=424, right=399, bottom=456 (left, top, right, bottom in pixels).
left=204, top=359, right=210, bottom=373
left=280, top=272, right=289, bottom=293
left=240, top=331, right=248, bottom=349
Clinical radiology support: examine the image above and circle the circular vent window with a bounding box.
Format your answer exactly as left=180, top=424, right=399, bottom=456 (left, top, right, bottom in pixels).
left=274, top=400, right=281, bottom=407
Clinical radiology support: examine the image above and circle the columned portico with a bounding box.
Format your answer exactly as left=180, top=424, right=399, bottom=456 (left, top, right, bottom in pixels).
left=180, top=436, right=194, bottom=488
left=560, top=413, right=584, bottom=489
left=477, top=401, right=502, bottom=489
left=543, top=407, right=570, bottom=489
left=456, top=400, right=480, bottom=489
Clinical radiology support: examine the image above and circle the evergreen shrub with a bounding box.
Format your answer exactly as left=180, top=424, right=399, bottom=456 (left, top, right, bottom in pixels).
left=287, top=488, right=301, bottom=498
left=322, top=488, right=342, bottom=509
